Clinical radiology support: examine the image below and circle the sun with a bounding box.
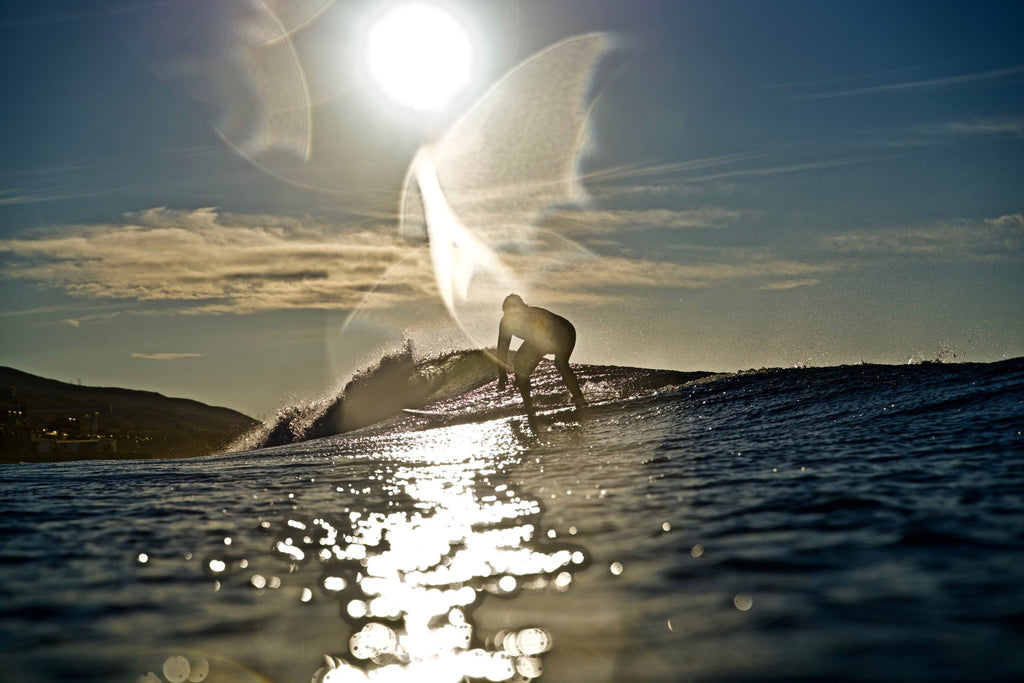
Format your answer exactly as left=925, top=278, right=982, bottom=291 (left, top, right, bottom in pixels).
left=366, top=3, right=474, bottom=113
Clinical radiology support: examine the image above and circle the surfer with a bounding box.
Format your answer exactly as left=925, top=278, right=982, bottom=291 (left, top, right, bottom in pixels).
left=495, top=293, right=586, bottom=410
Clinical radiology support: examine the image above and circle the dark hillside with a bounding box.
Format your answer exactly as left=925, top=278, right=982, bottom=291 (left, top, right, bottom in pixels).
left=1, top=367, right=258, bottom=463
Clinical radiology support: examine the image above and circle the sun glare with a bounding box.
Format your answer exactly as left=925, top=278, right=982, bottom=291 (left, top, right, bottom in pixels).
left=366, top=3, right=474, bottom=112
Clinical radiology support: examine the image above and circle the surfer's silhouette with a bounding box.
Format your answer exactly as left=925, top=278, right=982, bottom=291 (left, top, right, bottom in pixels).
left=495, top=293, right=586, bottom=411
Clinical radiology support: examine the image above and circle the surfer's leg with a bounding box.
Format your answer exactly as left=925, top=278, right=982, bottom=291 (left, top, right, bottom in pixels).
left=513, top=344, right=544, bottom=410
left=555, top=356, right=586, bottom=407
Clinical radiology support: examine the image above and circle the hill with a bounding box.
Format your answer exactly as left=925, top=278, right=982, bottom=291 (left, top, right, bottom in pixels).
left=0, top=367, right=258, bottom=463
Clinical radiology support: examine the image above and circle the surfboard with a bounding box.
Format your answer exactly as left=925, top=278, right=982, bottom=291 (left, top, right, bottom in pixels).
left=401, top=397, right=605, bottom=430
left=400, top=408, right=452, bottom=418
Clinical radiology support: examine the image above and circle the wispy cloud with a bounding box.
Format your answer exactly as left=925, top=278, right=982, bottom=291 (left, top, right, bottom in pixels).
left=822, top=213, right=1024, bottom=261
left=130, top=352, right=205, bottom=360
left=793, top=63, right=1024, bottom=100
left=919, top=117, right=1024, bottom=139
left=676, top=156, right=892, bottom=184
left=540, top=207, right=744, bottom=236
left=11, top=206, right=1008, bottom=321
left=0, top=188, right=97, bottom=207
left=582, top=152, right=768, bottom=185
left=532, top=253, right=829, bottom=298
left=0, top=301, right=129, bottom=324
left=0, top=207, right=432, bottom=314
left=580, top=146, right=907, bottom=207
left=757, top=279, right=821, bottom=291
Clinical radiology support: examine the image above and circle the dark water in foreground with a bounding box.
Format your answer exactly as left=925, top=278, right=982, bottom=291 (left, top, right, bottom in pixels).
left=2, top=358, right=1023, bottom=682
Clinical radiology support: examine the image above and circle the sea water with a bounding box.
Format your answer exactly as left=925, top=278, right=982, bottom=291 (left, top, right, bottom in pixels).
left=1, top=358, right=1022, bottom=682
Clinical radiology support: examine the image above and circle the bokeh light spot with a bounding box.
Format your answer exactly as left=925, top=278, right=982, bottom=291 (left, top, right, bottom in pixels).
left=734, top=593, right=754, bottom=611
left=162, top=655, right=190, bottom=683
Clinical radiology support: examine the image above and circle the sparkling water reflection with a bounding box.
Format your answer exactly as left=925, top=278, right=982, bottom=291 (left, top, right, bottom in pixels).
left=134, top=419, right=588, bottom=682
left=299, top=421, right=585, bottom=682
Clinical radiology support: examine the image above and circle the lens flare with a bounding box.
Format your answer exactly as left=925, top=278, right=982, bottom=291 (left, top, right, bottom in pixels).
left=338, top=34, right=612, bottom=364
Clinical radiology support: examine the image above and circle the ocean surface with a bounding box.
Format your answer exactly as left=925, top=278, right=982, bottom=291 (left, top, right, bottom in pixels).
left=2, top=356, right=1023, bottom=683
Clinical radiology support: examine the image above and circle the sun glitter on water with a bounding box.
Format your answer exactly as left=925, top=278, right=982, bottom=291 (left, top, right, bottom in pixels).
left=366, top=2, right=474, bottom=112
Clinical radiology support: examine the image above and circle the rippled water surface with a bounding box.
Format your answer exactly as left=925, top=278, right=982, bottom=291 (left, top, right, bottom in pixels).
left=2, top=359, right=1023, bottom=682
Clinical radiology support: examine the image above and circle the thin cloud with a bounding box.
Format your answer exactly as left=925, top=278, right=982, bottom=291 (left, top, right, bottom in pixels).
left=741, top=60, right=960, bottom=94
left=822, top=213, right=1024, bottom=261
left=582, top=149, right=890, bottom=201
left=0, top=188, right=97, bottom=207
left=758, top=279, right=821, bottom=291
left=130, top=352, right=205, bottom=360
left=19, top=206, right=1003, bottom=320
left=675, top=156, right=891, bottom=184
left=920, top=117, right=1024, bottom=138
left=794, top=63, right=1024, bottom=100
left=536, top=253, right=829, bottom=293
left=0, top=207, right=432, bottom=314
left=582, top=151, right=768, bottom=184
left=540, top=207, right=744, bottom=237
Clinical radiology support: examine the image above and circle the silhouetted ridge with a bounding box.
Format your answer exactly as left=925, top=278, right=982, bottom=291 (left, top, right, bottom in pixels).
left=0, top=366, right=258, bottom=463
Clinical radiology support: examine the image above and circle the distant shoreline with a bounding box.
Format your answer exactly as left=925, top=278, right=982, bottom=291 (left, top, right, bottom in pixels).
left=1, top=365, right=256, bottom=465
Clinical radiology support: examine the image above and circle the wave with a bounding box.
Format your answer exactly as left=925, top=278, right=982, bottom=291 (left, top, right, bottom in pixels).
left=232, top=351, right=1024, bottom=452
left=232, top=345, right=497, bottom=450
left=231, top=347, right=713, bottom=450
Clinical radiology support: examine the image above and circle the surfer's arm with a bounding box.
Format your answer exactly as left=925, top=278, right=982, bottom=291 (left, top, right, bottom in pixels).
left=496, top=320, right=512, bottom=389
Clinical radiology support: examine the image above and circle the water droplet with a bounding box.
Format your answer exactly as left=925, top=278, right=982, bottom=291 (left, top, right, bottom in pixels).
left=516, top=627, right=552, bottom=655
left=516, top=656, right=543, bottom=678
left=609, top=561, right=623, bottom=576
left=323, top=575, right=347, bottom=592
left=187, top=656, right=209, bottom=682
left=137, top=553, right=149, bottom=564
left=347, top=599, right=368, bottom=619
left=163, top=655, right=190, bottom=683
left=734, top=593, right=753, bottom=611
left=662, top=522, right=672, bottom=532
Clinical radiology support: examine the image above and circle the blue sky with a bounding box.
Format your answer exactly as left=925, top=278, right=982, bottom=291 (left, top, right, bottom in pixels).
left=1, top=0, right=1022, bottom=418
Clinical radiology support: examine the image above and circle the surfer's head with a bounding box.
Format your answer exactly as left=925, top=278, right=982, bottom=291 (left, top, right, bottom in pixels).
left=503, top=293, right=526, bottom=313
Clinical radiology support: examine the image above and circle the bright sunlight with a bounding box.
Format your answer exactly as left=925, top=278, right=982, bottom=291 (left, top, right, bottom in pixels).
left=366, top=3, right=474, bottom=113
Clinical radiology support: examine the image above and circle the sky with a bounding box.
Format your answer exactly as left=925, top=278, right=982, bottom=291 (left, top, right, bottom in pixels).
left=1, top=0, right=1022, bottom=419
